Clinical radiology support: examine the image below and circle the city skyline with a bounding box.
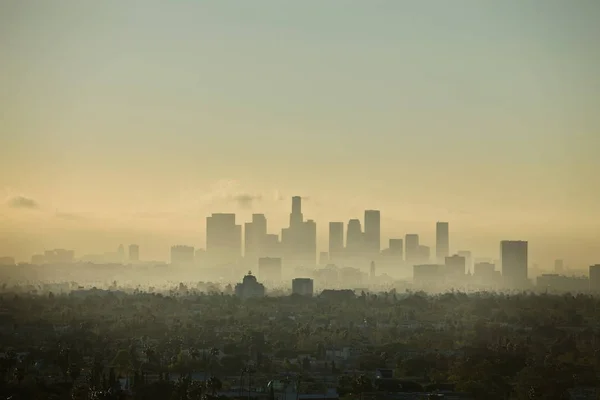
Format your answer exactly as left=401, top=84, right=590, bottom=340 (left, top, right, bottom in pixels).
left=0, top=194, right=587, bottom=277
left=1, top=1, right=599, bottom=267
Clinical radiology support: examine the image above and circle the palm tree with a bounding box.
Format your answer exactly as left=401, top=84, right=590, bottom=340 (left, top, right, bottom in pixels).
left=206, top=376, right=223, bottom=397
left=208, top=347, right=219, bottom=377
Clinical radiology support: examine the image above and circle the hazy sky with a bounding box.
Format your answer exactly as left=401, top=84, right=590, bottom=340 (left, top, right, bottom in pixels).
left=1, top=1, right=599, bottom=267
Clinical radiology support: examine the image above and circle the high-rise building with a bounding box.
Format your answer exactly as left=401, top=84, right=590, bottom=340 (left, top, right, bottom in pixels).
left=389, top=239, right=403, bottom=258
left=128, top=244, right=139, bottom=262
left=206, top=213, right=242, bottom=266
left=364, top=210, right=381, bottom=254
left=418, top=245, right=430, bottom=263
left=590, top=265, right=600, bottom=292
left=405, top=234, right=420, bottom=264
left=329, top=222, right=344, bottom=260
left=290, top=196, right=303, bottom=228
left=281, top=197, right=316, bottom=268
left=554, top=259, right=564, bottom=273
left=436, top=222, right=449, bottom=262
left=292, top=278, right=314, bottom=296
left=245, top=214, right=268, bottom=261
left=346, top=219, right=363, bottom=255
left=500, top=240, right=528, bottom=288
left=171, top=245, right=195, bottom=265
left=457, top=250, right=472, bottom=274
left=445, top=254, right=466, bottom=277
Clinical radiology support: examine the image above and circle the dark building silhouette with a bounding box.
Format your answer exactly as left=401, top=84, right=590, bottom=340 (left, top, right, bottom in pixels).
left=590, top=264, right=600, bottom=292
left=457, top=250, right=472, bottom=273
left=418, top=245, right=430, bottom=263
left=328, top=222, right=344, bottom=261
left=258, top=257, right=282, bottom=283
left=128, top=244, right=139, bottom=262
left=413, top=264, right=442, bottom=285
left=292, top=278, right=314, bottom=296
left=171, top=245, right=194, bottom=265
left=405, top=234, right=419, bottom=264
left=245, top=213, right=267, bottom=263
left=281, top=197, right=316, bottom=268
left=474, top=262, right=497, bottom=285
left=500, top=240, right=528, bottom=288
left=436, top=222, right=449, bottom=262
left=388, top=239, right=403, bottom=259
left=554, top=259, right=564, bottom=273
left=0, top=257, right=15, bottom=266
left=445, top=254, right=466, bottom=277
left=346, top=219, right=363, bottom=255
left=364, top=210, right=381, bottom=255
left=206, top=213, right=242, bottom=266
left=235, top=271, right=265, bottom=299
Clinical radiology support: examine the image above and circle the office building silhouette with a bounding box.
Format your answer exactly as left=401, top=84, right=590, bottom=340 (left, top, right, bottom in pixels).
left=388, top=239, right=403, bottom=259
left=445, top=254, right=466, bottom=277
left=128, top=244, right=139, bottom=262
left=329, top=222, right=344, bottom=261
left=206, top=213, right=242, bottom=266
left=436, top=222, right=449, bottom=262
left=245, top=214, right=267, bottom=263
left=590, top=264, right=600, bottom=292
left=500, top=240, right=528, bottom=288
left=281, top=197, right=317, bottom=268
left=405, top=234, right=420, bottom=264
left=364, top=210, right=381, bottom=255
left=171, top=245, right=195, bottom=265
left=346, top=219, right=363, bottom=255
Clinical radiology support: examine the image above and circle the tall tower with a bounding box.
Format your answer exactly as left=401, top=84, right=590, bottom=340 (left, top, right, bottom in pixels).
left=500, top=240, right=528, bottom=288
left=290, top=196, right=303, bottom=228
left=245, top=214, right=267, bottom=260
left=364, top=210, right=381, bottom=255
left=128, top=244, right=140, bottom=262
left=436, top=222, right=449, bottom=262
left=206, top=213, right=242, bottom=266
left=329, top=222, right=344, bottom=261
left=346, top=219, right=363, bottom=255
left=405, top=234, right=420, bottom=264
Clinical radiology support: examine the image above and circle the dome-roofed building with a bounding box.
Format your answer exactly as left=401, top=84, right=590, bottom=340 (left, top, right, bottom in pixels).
left=235, top=271, right=265, bottom=299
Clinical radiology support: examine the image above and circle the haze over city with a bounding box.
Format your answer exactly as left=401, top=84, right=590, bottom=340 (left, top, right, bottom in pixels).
left=3, top=2, right=600, bottom=400
left=2, top=1, right=599, bottom=269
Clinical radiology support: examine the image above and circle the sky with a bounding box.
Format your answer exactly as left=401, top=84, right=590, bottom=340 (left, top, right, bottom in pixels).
left=1, top=1, right=599, bottom=267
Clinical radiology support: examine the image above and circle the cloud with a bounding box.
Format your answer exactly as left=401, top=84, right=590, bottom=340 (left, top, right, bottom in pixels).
left=7, top=196, right=39, bottom=209
left=231, top=193, right=262, bottom=209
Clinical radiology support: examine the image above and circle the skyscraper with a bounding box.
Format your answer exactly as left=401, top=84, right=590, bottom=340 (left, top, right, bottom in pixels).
left=436, top=222, right=449, bottom=262
left=346, top=219, right=363, bottom=255
left=457, top=250, right=472, bottom=273
left=364, top=210, right=381, bottom=254
left=329, top=222, right=344, bottom=260
left=281, top=197, right=316, bottom=268
left=171, top=245, right=195, bottom=265
left=206, top=213, right=242, bottom=266
left=405, top=234, right=420, bottom=264
left=389, top=239, right=403, bottom=258
left=590, top=265, right=600, bottom=292
left=500, top=240, right=528, bottom=288
left=290, top=196, right=303, bottom=228
left=128, top=244, right=139, bottom=262
left=245, top=214, right=267, bottom=262
left=445, top=254, right=466, bottom=277
left=554, top=259, right=564, bottom=273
